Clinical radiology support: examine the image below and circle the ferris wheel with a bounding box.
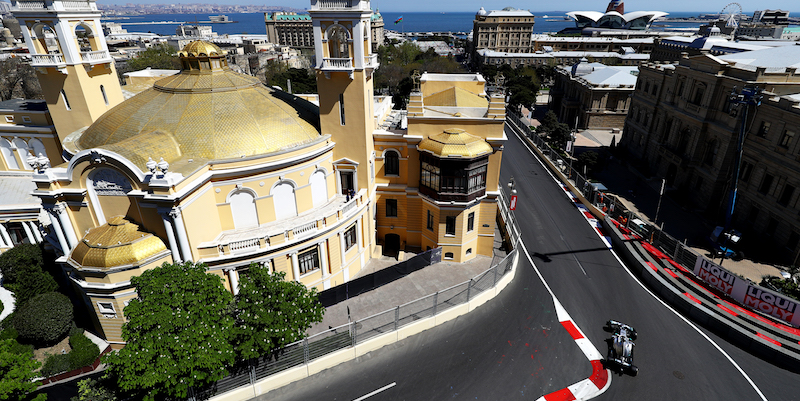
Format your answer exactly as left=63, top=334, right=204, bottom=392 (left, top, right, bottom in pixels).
left=719, top=3, right=743, bottom=36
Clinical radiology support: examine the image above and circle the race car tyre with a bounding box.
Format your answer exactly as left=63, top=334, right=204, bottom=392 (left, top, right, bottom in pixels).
left=630, top=329, right=637, bottom=340
left=630, top=365, right=638, bottom=376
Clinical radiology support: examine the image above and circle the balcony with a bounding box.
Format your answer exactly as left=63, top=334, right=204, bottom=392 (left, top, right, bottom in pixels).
left=364, top=54, right=379, bottom=70
left=197, top=190, right=366, bottom=261
left=80, top=50, right=112, bottom=65
left=310, top=0, right=369, bottom=10
left=30, top=53, right=66, bottom=69
left=12, top=0, right=95, bottom=11
left=322, top=57, right=353, bottom=70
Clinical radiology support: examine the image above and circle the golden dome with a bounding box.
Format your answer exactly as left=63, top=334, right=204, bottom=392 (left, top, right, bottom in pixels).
left=68, top=216, right=169, bottom=271
left=418, top=128, right=493, bottom=158
left=75, top=44, right=321, bottom=172
left=179, top=40, right=226, bottom=57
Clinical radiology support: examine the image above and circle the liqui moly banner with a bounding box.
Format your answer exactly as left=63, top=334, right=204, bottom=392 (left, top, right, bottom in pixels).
left=694, top=257, right=800, bottom=326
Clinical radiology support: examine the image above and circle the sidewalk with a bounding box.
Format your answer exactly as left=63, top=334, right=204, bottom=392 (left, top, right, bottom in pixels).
left=307, top=229, right=507, bottom=336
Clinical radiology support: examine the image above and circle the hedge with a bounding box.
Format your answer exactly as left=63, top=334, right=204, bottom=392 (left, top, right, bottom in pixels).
left=40, top=331, right=100, bottom=377
left=13, top=292, right=73, bottom=346
left=0, top=243, right=57, bottom=305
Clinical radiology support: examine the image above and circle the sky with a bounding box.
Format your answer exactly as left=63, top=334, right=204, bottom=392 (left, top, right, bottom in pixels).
left=90, top=0, right=797, bottom=14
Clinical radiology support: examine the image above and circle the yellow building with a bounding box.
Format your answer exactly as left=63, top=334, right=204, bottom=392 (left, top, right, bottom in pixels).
left=13, top=0, right=506, bottom=347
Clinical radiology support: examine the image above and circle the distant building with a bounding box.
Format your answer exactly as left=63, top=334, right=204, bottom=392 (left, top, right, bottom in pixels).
left=649, top=27, right=797, bottom=62
left=549, top=58, right=638, bottom=130
left=476, top=48, right=648, bottom=68
left=472, top=7, right=535, bottom=54
left=101, top=22, right=126, bottom=36
left=565, top=0, right=667, bottom=32
left=752, top=9, right=790, bottom=25
left=620, top=47, right=800, bottom=263
left=175, top=25, right=216, bottom=37
left=264, top=10, right=384, bottom=51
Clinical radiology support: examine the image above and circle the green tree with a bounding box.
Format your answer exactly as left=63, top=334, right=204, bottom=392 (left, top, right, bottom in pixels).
left=104, top=262, right=234, bottom=401
left=0, top=339, right=45, bottom=401
left=540, top=111, right=572, bottom=150
left=231, top=266, right=324, bottom=360
left=0, top=244, right=58, bottom=306
left=13, top=292, right=73, bottom=346
left=269, top=67, right=317, bottom=94
left=0, top=57, right=43, bottom=101
left=71, top=378, right=117, bottom=401
left=117, top=44, right=181, bottom=82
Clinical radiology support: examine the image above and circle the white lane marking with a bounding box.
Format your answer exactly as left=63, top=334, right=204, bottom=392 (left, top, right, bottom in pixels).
left=509, top=124, right=767, bottom=400
left=608, top=249, right=769, bottom=401
left=352, top=382, right=397, bottom=401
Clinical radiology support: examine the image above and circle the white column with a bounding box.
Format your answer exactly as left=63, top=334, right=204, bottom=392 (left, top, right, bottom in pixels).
left=47, top=210, right=69, bottom=253
left=27, top=221, right=43, bottom=243
left=21, top=222, right=34, bottom=244
left=54, top=204, right=78, bottom=249
left=319, top=240, right=329, bottom=279
left=0, top=223, right=11, bottom=247
left=159, top=211, right=181, bottom=262
left=226, top=268, right=240, bottom=296
left=355, top=218, right=364, bottom=251
left=170, top=208, right=193, bottom=262
left=338, top=231, right=347, bottom=266
left=290, top=252, right=301, bottom=281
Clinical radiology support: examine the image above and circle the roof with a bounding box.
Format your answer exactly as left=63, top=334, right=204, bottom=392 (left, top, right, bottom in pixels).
left=424, top=87, right=488, bottom=108
left=579, top=65, right=639, bottom=87
left=421, top=73, right=486, bottom=83
left=418, top=129, right=493, bottom=158
left=0, top=174, right=39, bottom=210
left=484, top=8, right=534, bottom=17
left=68, top=216, right=169, bottom=271
left=75, top=41, right=321, bottom=173
left=718, top=44, right=800, bottom=71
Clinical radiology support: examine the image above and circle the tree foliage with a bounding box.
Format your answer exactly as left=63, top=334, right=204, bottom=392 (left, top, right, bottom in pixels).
left=117, top=44, right=181, bottom=82
left=71, top=378, right=117, bottom=401
left=540, top=110, right=572, bottom=150
left=0, top=339, right=45, bottom=401
left=104, top=262, right=234, bottom=401
left=0, top=244, right=58, bottom=305
left=267, top=66, right=317, bottom=94
left=13, top=292, right=73, bottom=346
left=231, top=266, right=324, bottom=360
left=0, top=57, right=43, bottom=101
left=374, top=41, right=465, bottom=109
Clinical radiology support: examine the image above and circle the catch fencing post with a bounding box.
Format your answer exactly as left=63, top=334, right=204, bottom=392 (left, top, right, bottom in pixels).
left=394, top=306, right=399, bottom=331
left=467, top=279, right=472, bottom=301
left=433, top=292, right=438, bottom=316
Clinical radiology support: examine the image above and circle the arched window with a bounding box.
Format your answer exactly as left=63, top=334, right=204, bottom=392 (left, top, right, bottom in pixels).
left=61, top=90, right=71, bottom=111
left=0, top=138, right=19, bottom=170
left=229, top=189, right=259, bottom=229
left=12, top=138, right=31, bottom=170
left=327, top=25, right=350, bottom=58
left=272, top=181, right=298, bottom=220
left=309, top=170, right=328, bottom=208
left=28, top=138, right=47, bottom=162
left=87, top=168, right=133, bottom=225
left=384, top=150, right=399, bottom=176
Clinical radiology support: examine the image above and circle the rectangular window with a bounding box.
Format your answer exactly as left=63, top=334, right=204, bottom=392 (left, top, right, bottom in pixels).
left=468, top=166, right=487, bottom=193
left=298, top=247, right=320, bottom=274
left=779, top=184, right=795, bottom=206
left=787, top=231, right=799, bottom=251
left=344, top=224, right=357, bottom=250
left=339, top=93, right=345, bottom=125
left=692, top=86, right=704, bottom=105
left=386, top=199, right=397, bottom=217
left=766, top=218, right=778, bottom=237
left=427, top=210, right=434, bottom=231
left=757, top=121, right=771, bottom=137
left=740, top=161, right=753, bottom=182
left=97, top=302, right=115, bottom=315
left=445, top=216, right=456, bottom=236
left=780, top=130, right=795, bottom=149
left=467, top=212, right=475, bottom=232
left=759, top=173, right=774, bottom=195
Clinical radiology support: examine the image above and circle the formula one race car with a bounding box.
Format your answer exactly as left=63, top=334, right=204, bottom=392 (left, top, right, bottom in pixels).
left=604, top=320, right=638, bottom=376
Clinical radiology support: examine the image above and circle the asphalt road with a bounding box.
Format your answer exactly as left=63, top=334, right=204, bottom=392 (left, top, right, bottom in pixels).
left=261, top=129, right=800, bottom=401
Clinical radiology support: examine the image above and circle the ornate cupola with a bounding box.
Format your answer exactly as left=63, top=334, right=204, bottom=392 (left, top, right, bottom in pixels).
left=177, top=40, right=229, bottom=72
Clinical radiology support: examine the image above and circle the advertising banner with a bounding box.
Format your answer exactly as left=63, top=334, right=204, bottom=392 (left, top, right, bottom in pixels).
left=694, top=256, right=800, bottom=326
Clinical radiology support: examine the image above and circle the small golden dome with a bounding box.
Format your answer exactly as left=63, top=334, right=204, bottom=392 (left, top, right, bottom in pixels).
left=68, top=216, right=169, bottom=271
left=179, top=40, right=226, bottom=57
left=418, top=128, right=493, bottom=158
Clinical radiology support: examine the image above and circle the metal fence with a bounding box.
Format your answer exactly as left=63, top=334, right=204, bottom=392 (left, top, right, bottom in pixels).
left=193, top=196, right=520, bottom=400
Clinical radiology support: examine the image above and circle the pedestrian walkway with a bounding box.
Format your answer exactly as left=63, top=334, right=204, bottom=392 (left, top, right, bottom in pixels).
left=307, top=229, right=507, bottom=336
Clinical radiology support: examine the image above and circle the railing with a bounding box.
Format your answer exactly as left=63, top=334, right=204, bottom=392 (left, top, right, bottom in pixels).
left=314, top=0, right=353, bottom=8
left=193, top=240, right=518, bottom=400
left=342, top=197, right=357, bottom=215
left=80, top=50, right=110, bottom=63
left=14, top=0, right=45, bottom=10
left=228, top=238, right=260, bottom=253
left=294, top=221, right=318, bottom=238
left=364, top=54, right=378, bottom=68
left=61, top=0, right=91, bottom=10
left=323, top=57, right=353, bottom=70
left=30, top=53, right=65, bottom=67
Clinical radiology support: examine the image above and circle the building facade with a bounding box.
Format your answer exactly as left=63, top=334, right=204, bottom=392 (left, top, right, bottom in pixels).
left=265, top=10, right=384, bottom=52
left=472, top=7, right=535, bottom=54
left=549, top=59, right=637, bottom=130
left=620, top=47, right=800, bottom=263
left=11, top=0, right=507, bottom=348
